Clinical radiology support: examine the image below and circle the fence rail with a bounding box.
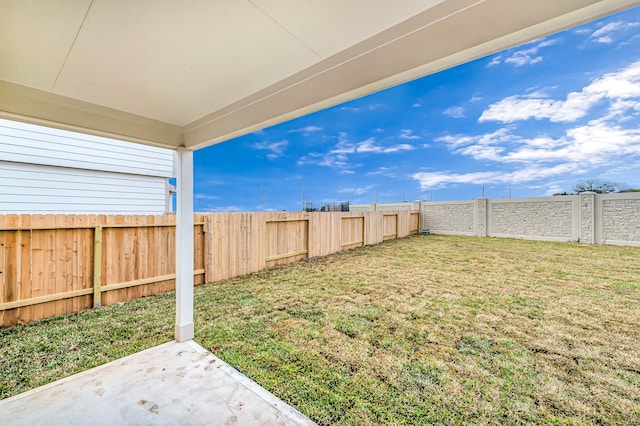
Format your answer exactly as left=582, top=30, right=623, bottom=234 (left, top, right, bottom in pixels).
left=1, top=210, right=419, bottom=327
left=0, top=214, right=208, bottom=327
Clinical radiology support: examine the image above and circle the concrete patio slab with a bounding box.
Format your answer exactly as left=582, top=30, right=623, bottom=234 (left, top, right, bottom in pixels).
left=0, top=340, right=315, bottom=426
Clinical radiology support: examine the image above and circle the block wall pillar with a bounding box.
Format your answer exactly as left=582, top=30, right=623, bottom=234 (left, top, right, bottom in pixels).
left=580, top=192, right=596, bottom=244
left=476, top=197, right=488, bottom=237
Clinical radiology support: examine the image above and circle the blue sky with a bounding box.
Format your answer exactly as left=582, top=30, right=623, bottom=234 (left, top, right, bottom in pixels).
left=194, top=7, right=640, bottom=212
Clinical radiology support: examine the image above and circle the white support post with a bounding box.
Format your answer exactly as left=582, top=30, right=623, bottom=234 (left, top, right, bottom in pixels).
left=175, top=148, right=194, bottom=342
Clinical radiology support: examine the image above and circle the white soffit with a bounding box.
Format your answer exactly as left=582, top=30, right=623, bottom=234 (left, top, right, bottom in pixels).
left=250, top=0, right=444, bottom=58
left=54, top=0, right=320, bottom=126
left=0, top=0, right=91, bottom=90
left=1, top=0, right=639, bottom=150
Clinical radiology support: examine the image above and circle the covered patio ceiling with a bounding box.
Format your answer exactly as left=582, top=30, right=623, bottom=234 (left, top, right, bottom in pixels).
left=2, top=0, right=639, bottom=151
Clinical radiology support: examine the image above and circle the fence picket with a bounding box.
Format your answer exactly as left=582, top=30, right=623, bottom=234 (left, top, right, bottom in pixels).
left=0, top=211, right=417, bottom=327
left=18, top=214, right=31, bottom=324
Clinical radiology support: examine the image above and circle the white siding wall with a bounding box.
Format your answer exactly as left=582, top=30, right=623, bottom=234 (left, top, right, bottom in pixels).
left=0, top=162, right=167, bottom=214
left=0, top=119, right=173, bottom=214
left=0, top=119, right=172, bottom=177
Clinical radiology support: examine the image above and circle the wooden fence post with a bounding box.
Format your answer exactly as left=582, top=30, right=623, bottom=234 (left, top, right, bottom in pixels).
left=93, top=226, right=103, bottom=308
left=204, top=215, right=213, bottom=284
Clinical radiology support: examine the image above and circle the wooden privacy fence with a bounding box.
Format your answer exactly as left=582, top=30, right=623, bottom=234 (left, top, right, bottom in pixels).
left=1, top=210, right=418, bottom=327
left=204, top=210, right=418, bottom=283
left=0, top=214, right=206, bottom=327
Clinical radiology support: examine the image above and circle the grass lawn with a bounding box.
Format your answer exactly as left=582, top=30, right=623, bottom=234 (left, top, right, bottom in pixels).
left=2, top=235, right=639, bottom=424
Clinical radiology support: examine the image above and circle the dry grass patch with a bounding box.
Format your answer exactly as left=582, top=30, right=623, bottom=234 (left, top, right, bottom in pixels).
left=1, top=235, right=639, bottom=425
left=194, top=236, right=640, bottom=424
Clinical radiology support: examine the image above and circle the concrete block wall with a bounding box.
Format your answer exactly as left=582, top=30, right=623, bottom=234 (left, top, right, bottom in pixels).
left=598, top=193, right=640, bottom=245
left=477, top=198, right=488, bottom=237
left=488, top=197, right=578, bottom=242
left=350, top=202, right=420, bottom=212
left=580, top=192, right=595, bottom=244
left=364, top=192, right=640, bottom=246
left=421, top=200, right=475, bottom=235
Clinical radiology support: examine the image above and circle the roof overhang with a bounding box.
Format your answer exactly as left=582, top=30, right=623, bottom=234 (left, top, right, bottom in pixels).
left=1, top=0, right=638, bottom=150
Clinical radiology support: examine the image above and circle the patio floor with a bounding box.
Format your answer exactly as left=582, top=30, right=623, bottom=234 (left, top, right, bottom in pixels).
left=0, top=340, right=315, bottom=426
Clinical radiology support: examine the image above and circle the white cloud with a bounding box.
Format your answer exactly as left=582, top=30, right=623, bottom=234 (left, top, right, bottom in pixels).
left=443, top=106, right=466, bottom=118
left=353, top=138, right=415, bottom=154
left=438, top=121, right=640, bottom=167
left=424, top=60, right=640, bottom=191
left=298, top=133, right=414, bottom=170
left=297, top=134, right=354, bottom=169
left=418, top=121, right=640, bottom=190
left=436, top=128, right=516, bottom=162
left=330, top=134, right=415, bottom=155
left=195, top=194, right=219, bottom=200
left=288, top=125, right=323, bottom=133
left=487, top=55, right=502, bottom=67
left=329, top=133, right=356, bottom=155
left=436, top=128, right=515, bottom=150
left=537, top=39, right=559, bottom=48
left=367, top=166, right=397, bottom=178
left=399, top=129, right=420, bottom=140
left=488, top=38, right=558, bottom=67
left=619, top=33, right=640, bottom=47
left=338, top=185, right=376, bottom=195
left=340, top=103, right=385, bottom=113
left=480, top=96, right=564, bottom=122
left=605, top=162, right=640, bottom=180
left=297, top=151, right=352, bottom=169
left=253, top=140, right=288, bottom=159
left=545, top=183, right=565, bottom=196
left=413, top=163, right=581, bottom=190
left=480, top=60, right=640, bottom=123
left=504, top=51, right=543, bottom=67
left=589, top=21, right=640, bottom=44
left=413, top=102, right=422, bottom=108
left=413, top=170, right=499, bottom=188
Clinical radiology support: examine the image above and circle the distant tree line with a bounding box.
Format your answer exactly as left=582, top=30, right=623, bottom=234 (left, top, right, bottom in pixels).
left=554, top=179, right=639, bottom=196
